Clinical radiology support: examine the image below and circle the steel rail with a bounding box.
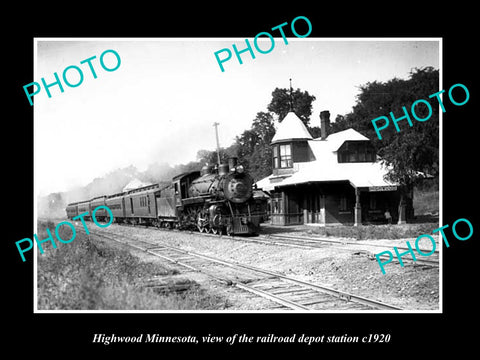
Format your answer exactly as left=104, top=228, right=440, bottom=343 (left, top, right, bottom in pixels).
left=256, top=234, right=440, bottom=268
left=152, top=224, right=440, bottom=266
left=91, top=231, right=309, bottom=310
left=91, top=229, right=402, bottom=311
left=269, top=233, right=440, bottom=254
left=148, top=243, right=403, bottom=311
left=110, top=219, right=440, bottom=261
left=197, top=231, right=439, bottom=268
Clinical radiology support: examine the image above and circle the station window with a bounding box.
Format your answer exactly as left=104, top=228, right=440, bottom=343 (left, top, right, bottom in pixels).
left=280, top=144, right=292, bottom=168
left=338, top=141, right=376, bottom=163
left=272, top=196, right=283, bottom=214
left=273, top=143, right=293, bottom=169
left=273, top=146, right=279, bottom=169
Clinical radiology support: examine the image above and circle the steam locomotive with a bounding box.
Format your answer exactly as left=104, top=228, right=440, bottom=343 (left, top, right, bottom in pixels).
left=66, top=157, right=268, bottom=235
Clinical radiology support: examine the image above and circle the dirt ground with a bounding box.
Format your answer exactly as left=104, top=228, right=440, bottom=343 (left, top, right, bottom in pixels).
left=95, top=223, right=440, bottom=311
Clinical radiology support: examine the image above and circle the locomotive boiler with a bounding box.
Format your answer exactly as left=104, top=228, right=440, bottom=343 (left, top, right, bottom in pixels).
left=189, top=157, right=253, bottom=203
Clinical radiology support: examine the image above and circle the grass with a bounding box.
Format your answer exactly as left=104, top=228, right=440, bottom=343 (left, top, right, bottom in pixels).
left=413, top=189, right=439, bottom=216
left=308, top=222, right=438, bottom=240
left=37, top=220, right=229, bottom=310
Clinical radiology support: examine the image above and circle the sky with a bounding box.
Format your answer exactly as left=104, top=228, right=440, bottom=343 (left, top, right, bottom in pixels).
left=34, top=38, right=440, bottom=196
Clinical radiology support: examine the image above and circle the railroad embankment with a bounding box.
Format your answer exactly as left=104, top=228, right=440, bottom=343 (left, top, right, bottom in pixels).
left=36, top=220, right=228, bottom=310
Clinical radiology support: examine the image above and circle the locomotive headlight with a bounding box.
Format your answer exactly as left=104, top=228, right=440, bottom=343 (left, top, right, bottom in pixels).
left=236, top=165, right=244, bottom=173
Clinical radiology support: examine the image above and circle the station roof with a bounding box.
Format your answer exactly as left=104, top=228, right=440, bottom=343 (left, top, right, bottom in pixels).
left=271, top=112, right=313, bottom=144
left=257, top=128, right=398, bottom=191
left=323, top=128, right=370, bottom=151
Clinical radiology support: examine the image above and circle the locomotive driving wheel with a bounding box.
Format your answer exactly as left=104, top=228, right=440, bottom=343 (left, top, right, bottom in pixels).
left=197, top=220, right=206, bottom=233
left=210, top=214, right=223, bottom=235
left=196, top=214, right=207, bottom=233
left=226, top=223, right=233, bottom=236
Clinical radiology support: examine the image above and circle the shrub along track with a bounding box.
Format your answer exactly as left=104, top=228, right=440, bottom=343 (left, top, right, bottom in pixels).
left=84, top=227, right=402, bottom=311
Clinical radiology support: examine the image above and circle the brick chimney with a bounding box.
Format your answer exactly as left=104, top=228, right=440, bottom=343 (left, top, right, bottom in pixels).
left=320, top=111, right=330, bottom=140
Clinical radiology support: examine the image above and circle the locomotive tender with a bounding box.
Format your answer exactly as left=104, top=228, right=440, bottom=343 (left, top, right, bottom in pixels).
left=66, top=157, right=267, bottom=235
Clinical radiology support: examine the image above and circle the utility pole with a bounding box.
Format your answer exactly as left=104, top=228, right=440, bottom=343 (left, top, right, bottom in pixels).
left=213, top=122, right=221, bottom=166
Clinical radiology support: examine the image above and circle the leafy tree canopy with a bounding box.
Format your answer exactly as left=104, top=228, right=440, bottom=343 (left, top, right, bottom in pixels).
left=192, top=112, right=275, bottom=181
left=267, top=87, right=316, bottom=127
left=332, top=66, right=439, bottom=186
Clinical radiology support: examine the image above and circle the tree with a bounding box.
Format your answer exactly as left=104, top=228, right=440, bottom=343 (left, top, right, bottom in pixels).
left=267, top=87, right=316, bottom=126
left=234, top=111, right=275, bottom=180
left=252, top=111, right=276, bottom=142
left=333, top=67, right=440, bottom=186
left=196, top=148, right=232, bottom=167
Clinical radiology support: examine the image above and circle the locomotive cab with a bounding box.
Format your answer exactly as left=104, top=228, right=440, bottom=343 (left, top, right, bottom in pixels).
left=172, top=171, right=201, bottom=206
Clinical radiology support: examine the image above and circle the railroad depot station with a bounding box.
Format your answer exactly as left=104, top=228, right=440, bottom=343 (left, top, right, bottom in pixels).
left=256, top=110, right=413, bottom=226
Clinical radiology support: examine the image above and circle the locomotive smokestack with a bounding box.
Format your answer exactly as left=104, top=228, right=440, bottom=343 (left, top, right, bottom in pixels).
left=320, top=111, right=330, bottom=140
left=228, top=157, right=238, bottom=170
left=218, top=163, right=229, bottom=176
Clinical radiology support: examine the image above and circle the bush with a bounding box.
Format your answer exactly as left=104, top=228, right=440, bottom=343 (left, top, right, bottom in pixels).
left=37, top=221, right=228, bottom=310
left=414, top=189, right=439, bottom=216
left=309, top=222, right=438, bottom=240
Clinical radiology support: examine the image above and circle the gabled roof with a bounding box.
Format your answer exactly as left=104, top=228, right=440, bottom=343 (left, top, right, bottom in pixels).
left=317, top=128, right=369, bottom=151
left=257, top=128, right=398, bottom=191
left=271, top=112, right=313, bottom=144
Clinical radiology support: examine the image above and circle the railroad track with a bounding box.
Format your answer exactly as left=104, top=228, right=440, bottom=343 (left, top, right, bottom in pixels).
left=87, top=228, right=403, bottom=311
left=39, top=218, right=441, bottom=267
left=258, top=233, right=440, bottom=268
left=182, top=226, right=438, bottom=268
left=144, top=225, right=439, bottom=268
left=93, top=220, right=439, bottom=268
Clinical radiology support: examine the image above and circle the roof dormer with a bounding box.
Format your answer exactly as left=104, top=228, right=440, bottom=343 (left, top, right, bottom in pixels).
left=271, top=112, right=313, bottom=145
left=271, top=111, right=315, bottom=175
left=337, top=140, right=376, bottom=163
